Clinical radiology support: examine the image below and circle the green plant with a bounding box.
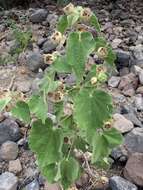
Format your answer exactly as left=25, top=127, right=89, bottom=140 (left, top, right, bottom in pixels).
left=0, top=4, right=123, bottom=190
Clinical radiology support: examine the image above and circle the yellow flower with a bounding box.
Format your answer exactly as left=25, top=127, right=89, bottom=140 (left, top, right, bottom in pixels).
left=63, top=3, right=75, bottom=15
left=50, top=31, right=63, bottom=44
left=43, top=54, right=55, bottom=65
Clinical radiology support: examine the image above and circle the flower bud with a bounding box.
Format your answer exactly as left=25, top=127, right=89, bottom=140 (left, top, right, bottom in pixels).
left=97, top=47, right=108, bottom=59
left=90, top=77, right=97, bottom=85
left=63, top=3, right=75, bottom=15
left=97, top=72, right=108, bottom=82
left=80, top=8, right=92, bottom=22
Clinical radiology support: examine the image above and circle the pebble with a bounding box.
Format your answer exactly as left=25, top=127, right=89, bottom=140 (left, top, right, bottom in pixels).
left=26, top=52, right=44, bottom=72
left=134, top=65, right=143, bottom=85
left=0, top=141, right=18, bottom=160
left=112, top=38, right=122, bottom=49
left=9, top=159, right=22, bottom=174
left=15, top=80, right=32, bottom=93
left=44, top=182, right=61, bottom=190
left=124, top=153, right=143, bottom=186
left=42, top=39, right=57, bottom=53
left=123, top=113, right=143, bottom=127
left=0, top=118, right=20, bottom=145
left=134, top=94, right=143, bottom=111
left=29, top=9, right=48, bottom=23
left=136, top=86, right=143, bottom=95
left=124, top=127, right=143, bottom=154
left=132, top=44, right=143, bottom=61
left=23, top=179, right=39, bottom=190
left=109, top=176, right=137, bottom=190
left=108, top=76, right=120, bottom=88
left=0, top=172, right=18, bottom=190
left=115, top=50, right=130, bottom=70
left=113, top=113, right=134, bottom=133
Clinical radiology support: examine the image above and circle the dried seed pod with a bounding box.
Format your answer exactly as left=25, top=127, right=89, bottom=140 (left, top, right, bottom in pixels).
left=50, top=31, right=63, bottom=44
left=97, top=47, right=108, bottom=59
left=90, top=77, right=97, bottom=85
left=44, top=54, right=55, bottom=65
left=63, top=3, right=75, bottom=15
left=80, top=8, right=92, bottom=22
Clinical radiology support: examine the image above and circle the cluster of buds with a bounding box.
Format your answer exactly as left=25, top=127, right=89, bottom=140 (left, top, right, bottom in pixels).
left=97, top=47, right=108, bottom=59
left=63, top=3, right=75, bottom=15
left=43, top=51, right=60, bottom=65
left=80, top=8, right=92, bottom=22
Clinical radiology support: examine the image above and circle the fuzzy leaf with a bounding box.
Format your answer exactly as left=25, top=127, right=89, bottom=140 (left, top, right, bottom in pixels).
left=11, top=101, right=31, bottom=124
left=0, top=97, right=11, bottom=112
left=28, top=95, right=47, bottom=124
left=53, top=56, right=72, bottom=73
left=103, top=127, right=123, bottom=148
left=29, top=119, right=63, bottom=167
left=92, top=133, right=110, bottom=163
left=60, top=157, right=80, bottom=189
left=57, top=15, right=68, bottom=34
left=67, top=14, right=79, bottom=27
left=90, top=14, right=101, bottom=32
left=67, top=32, right=95, bottom=81
left=74, top=89, right=113, bottom=130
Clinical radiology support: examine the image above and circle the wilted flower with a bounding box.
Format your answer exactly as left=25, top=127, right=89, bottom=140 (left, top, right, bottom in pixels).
left=97, top=47, right=108, bottom=59
left=63, top=3, right=75, bottom=15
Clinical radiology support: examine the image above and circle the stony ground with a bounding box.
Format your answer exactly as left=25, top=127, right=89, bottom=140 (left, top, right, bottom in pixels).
left=0, top=0, right=143, bottom=189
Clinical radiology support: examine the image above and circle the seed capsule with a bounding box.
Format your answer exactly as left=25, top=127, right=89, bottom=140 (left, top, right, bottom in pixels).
left=91, top=77, right=97, bottom=85
left=43, top=54, right=55, bottom=65
left=97, top=47, right=108, bottom=59
left=80, top=8, right=92, bottom=22
left=50, top=31, right=63, bottom=44
left=63, top=3, right=75, bottom=15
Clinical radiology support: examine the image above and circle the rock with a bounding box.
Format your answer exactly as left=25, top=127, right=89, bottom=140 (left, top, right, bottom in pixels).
left=64, top=74, right=76, bottom=86
left=113, top=113, right=134, bottom=133
left=46, top=14, right=58, bottom=28
left=119, top=67, right=130, bottom=76
left=118, top=73, right=138, bottom=96
left=108, top=76, right=120, bottom=88
left=24, top=179, right=39, bottom=190
left=29, top=9, right=48, bottom=23
left=26, top=52, right=44, bottom=72
left=124, top=113, right=143, bottom=127
left=0, top=119, right=20, bottom=145
left=124, top=128, right=143, bottom=154
left=0, top=141, right=18, bottom=160
left=124, top=153, right=143, bottom=186
left=115, top=50, right=131, bottom=70
left=132, top=44, right=143, bottom=61
left=112, top=38, right=122, bottom=49
left=109, top=176, right=137, bottom=190
left=111, top=146, right=128, bottom=161
left=44, top=182, right=61, bottom=190
left=0, top=172, right=18, bottom=190
left=134, top=65, right=143, bottom=85
left=15, top=80, right=32, bottom=93
left=42, top=39, right=57, bottom=53
left=9, top=159, right=22, bottom=174
left=134, top=94, right=143, bottom=111
left=136, top=86, right=143, bottom=95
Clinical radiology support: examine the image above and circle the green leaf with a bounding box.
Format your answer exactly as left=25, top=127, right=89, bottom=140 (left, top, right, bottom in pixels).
left=94, top=37, right=107, bottom=51
left=11, top=101, right=31, bottom=124
left=67, top=32, right=95, bottom=81
left=40, top=163, right=60, bottom=183
left=60, top=157, right=80, bottom=189
left=92, top=133, right=110, bottom=163
left=57, top=15, right=68, bottom=34
left=74, top=89, right=113, bottom=130
left=67, top=14, right=79, bottom=27
left=53, top=56, right=72, bottom=73
left=0, top=97, right=11, bottom=112
left=103, top=127, right=123, bottom=148
left=105, top=46, right=116, bottom=66
left=28, top=95, right=47, bottom=124
left=90, top=14, right=101, bottom=32
left=29, top=119, right=63, bottom=167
